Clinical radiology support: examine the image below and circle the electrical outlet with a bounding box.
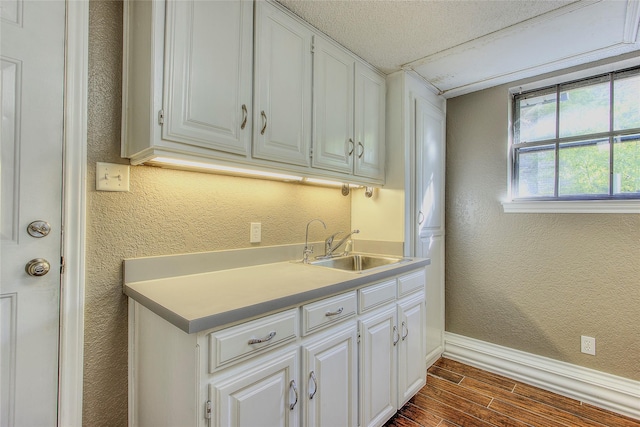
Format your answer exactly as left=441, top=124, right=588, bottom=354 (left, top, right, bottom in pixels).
left=581, top=335, right=596, bottom=355
left=250, top=222, right=261, bottom=243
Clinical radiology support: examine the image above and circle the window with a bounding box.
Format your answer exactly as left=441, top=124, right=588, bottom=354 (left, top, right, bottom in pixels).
left=511, top=67, right=640, bottom=201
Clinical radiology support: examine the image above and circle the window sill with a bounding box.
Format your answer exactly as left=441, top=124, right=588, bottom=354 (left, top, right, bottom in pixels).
left=501, top=200, right=640, bottom=214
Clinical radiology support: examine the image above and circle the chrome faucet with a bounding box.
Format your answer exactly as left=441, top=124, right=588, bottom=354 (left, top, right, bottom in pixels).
left=303, top=219, right=326, bottom=263
left=324, top=229, right=360, bottom=258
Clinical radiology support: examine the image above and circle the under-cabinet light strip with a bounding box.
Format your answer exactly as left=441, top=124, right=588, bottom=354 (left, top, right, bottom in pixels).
left=150, top=157, right=367, bottom=189
left=152, top=157, right=304, bottom=182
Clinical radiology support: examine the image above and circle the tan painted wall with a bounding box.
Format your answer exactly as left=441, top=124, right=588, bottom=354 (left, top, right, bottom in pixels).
left=84, top=1, right=350, bottom=425
left=445, top=63, right=640, bottom=381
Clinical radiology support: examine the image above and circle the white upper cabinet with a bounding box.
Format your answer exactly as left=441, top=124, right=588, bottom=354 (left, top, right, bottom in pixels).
left=312, top=36, right=355, bottom=174
left=122, top=0, right=385, bottom=185
left=312, top=36, right=386, bottom=183
left=354, top=64, right=386, bottom=181
left=253, top=1, right=313, bottom=167
left=162, top=0, right=253, bottom=154
left=122, top=0, right=254, bottom=162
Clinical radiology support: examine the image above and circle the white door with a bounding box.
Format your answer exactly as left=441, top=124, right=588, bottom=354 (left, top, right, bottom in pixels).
left=311, top=36, right=354, bottom=174
left=253, top=1, right=312, bottom=167
left=415, top=97, right=445, bottom=238
left=162, top=0, right=253, bottom=155
left=354, top=64, right=385, bottom=181
left=302, top=325, right=358, bottom=427
left=359, top=305, right=397, bottom=427
left=214, top=349, right=300, bottom=427
left=414, top=96, right=446, bottom=363
left=1, top=1, right=66, bottom=425
left=397, top=293, right=426, bottom=407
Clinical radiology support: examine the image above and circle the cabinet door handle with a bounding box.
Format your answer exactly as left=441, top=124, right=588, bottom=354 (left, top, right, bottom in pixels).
left=401, top=321, right=408, bottom=340
left=392, top=326, right=399, bottom=346
left=325, top=307, right=343, bottom=317
left=418, top=211, right=425, bottom=225
left=241, top=104, right=248, bottom=130
left=358, top=141, right=364, bottom=158
left=309, top=371, right=318, bottom=399
left=289, top=380, right=299, bottom=410
left=248, top=331, right=276, bottom=345
left=260, top=110, right=267, bottom=135
left=348, top=138, right=354, bottom=155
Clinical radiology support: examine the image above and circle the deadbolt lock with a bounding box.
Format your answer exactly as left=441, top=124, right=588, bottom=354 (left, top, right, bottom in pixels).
left=27, top=220, right=51, bottom=238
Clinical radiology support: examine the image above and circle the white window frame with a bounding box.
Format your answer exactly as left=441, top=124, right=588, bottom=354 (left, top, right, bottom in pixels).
left=503, top=57, right=640, bottom=214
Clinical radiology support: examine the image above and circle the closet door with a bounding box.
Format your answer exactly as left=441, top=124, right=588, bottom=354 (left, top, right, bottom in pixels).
left=414, top=96, right=446, bottom=362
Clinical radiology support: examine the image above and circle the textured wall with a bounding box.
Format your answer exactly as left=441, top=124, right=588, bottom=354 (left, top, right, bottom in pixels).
left=446, top=70, right=640, bottom=380
left=84, top=1, right=350, bottom=425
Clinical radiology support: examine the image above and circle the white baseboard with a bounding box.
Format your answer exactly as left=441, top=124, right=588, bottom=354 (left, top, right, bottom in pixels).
left=444, top=332, right=640, bottom=420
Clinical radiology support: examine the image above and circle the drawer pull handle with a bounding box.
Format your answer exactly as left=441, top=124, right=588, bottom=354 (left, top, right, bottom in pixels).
left=240, top=104, right=248, bottom=130
left=309, top=371, right=318, bottom=399
left=260, top=110, right=267, bottom=135
left=392, top=326, right=399, bottom=346
left=289, top=380, right=299, bottom=410
left=325, top=307, right=344, bottom=317
left=248, top=331, right=276, bottom=345
left=401, top=321, right=408, bottom=340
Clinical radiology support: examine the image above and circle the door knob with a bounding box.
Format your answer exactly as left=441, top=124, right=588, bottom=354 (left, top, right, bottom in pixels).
left=25, top=258, right=50, bottom=277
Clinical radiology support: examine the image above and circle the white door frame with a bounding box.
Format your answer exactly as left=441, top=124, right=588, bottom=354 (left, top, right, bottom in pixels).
left=58, top=0, right=88, bottom=425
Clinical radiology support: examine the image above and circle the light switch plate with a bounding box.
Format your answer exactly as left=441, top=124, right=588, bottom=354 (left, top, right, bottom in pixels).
left=96, top=162, right=130, bottom=192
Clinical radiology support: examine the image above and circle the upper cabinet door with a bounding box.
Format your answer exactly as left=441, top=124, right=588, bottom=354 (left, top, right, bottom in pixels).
left=415, top=97, right=445, bottom=235
left=253, top=1, right=312, bottom=167
left=311, top=36, right=355, bottom=174
left=162, top=0, right=253, bottom=155
left=354, top=64, right=386, bottom=180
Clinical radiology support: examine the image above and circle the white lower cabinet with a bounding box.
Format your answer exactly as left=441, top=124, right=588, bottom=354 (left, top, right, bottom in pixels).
left=129, top=268, right=427, bottom=427
left=302, top=323, right=358, bottom=427
left=397, top=293, right=427, bottom=407
left=359, top=304, right=398, bottom=427
left=211, top=347, right=300, bottom=427
left=359, top=274, right=427, bottom=427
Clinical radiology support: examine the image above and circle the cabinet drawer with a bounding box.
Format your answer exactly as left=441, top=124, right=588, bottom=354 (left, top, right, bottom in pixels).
left=209, top=308, right=298, bottom=372
left=302, top=291, right=357, bottom=335
left=358, top=279, right=396, bottom=313
left=398, top=269, right=426, bottom=297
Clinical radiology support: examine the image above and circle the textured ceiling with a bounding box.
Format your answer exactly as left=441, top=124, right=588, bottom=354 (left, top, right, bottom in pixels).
left=277, top=0, right=640, bottom=96
left=277, top=0, right=576, bottom=73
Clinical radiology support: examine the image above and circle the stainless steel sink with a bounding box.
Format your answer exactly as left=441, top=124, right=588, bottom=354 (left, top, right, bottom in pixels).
left=309, top=254, right=409, bottom=272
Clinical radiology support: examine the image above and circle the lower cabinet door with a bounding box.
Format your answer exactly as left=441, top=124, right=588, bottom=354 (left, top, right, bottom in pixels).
left=302, top=323, right=358, bottom=427
left=212, top=347, right=300, bottom=427
left=397, top=293, right=426, bottom=406
left=359, top=304, right=397, bottom=427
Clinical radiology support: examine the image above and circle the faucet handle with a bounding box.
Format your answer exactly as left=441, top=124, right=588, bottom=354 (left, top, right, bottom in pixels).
left=343, top=239, right=353, bottom=256
left=302, top=245, right=314, bottom=263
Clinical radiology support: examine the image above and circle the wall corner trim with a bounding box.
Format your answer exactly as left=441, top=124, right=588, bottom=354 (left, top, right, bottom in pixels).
left=443, top=332, right=640, bottom=420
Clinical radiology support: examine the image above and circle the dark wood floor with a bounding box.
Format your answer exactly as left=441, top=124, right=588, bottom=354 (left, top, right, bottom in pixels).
left=385, top=357, right=640, bottom=427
